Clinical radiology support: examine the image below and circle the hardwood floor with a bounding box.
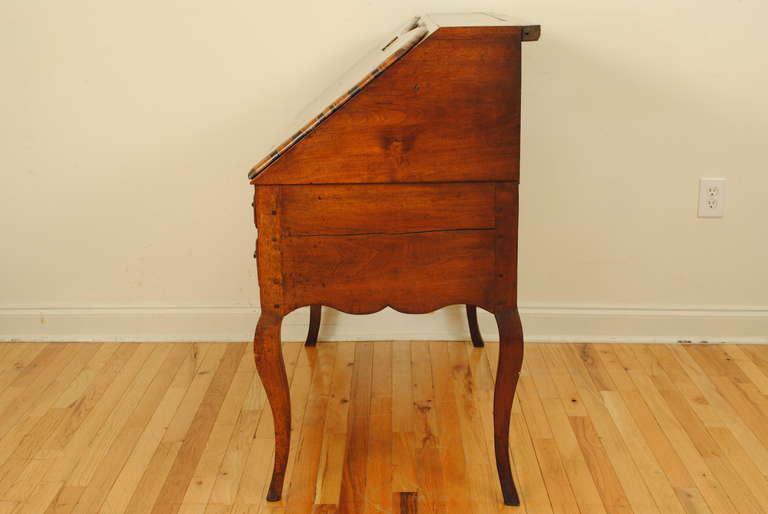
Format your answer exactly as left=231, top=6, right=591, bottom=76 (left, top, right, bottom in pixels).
left=0, top=341, right=767, bottom=513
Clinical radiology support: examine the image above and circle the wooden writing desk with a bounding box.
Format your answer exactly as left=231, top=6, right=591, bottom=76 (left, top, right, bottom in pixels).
left=249, top=13, right=539, bottom=506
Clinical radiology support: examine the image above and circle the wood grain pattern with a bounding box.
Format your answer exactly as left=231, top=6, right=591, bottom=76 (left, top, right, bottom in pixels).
left=254, top=186, right=284, bottom=315
left=396, top=492, right=418, bottom=514
left=3, top=341, right=768, bottom=513
left=279, top=183, right=496, bottom=236
left=492, top=309, right=524, bottom=506
left=494, top=182, right=519, bottom=310
left=248, top=22, right=535, bottom=506
left=252, top=314, right=290, bottom=503
left=252, top=27, right=522, bottom=185
left=281, top=230, right=496, bottom=314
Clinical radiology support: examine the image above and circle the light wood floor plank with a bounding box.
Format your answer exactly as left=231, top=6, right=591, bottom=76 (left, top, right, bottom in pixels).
left=72, top=343, right=191, bottom=513
left=512, top=361, right=578, bottom=512
left=123, top=344, right=225, bottom=513
left=0, top=344, right=102, bottom=499
left=0, top=343, right=47, bottom=398
left=150, top=342, right=246, bottom=514
left=363, top=342, right=392, bottom=514
left=36, top=344, right=130, bottom=460
left=410, top=341, right=446, bottom=514
left=647, top=346, right=766, bottom=513
left=338, top=342, right=373, bottom=514
left=528, top=345, right=608, bottom=514
left=102, top=344, right=210, bottom=513
left=619, top=348, right=732, bottom=514
left=0, top=344, right=80, bottom=447
left=1, top=342, right=768, bottom=513
left=446, top=342, right=497, bottom=513
left=181, top=349, right=258, bottom=507
left=390, top=340, right=418, bottom=513
left=31, top=343, right=157, bottom=513
left=597, top=347, right=697, bottom=490
left=545, top=347, right=630, bottom=513
left=67, top=344, right=172, bottom=487
left=559, top=344, right=660, bottom=514
left=313, top=342, right=355, bottom=507
left=664, top=345, right=768, bottom=475
left=285, top=343, right=337, bottom=513
left=428, top=341, right=470, bottom=514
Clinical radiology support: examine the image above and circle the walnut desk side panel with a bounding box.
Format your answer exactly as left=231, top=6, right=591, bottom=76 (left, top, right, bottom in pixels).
left=252, top=26, right=523, bottom=186
left=254, top=182, right=521, bottom=316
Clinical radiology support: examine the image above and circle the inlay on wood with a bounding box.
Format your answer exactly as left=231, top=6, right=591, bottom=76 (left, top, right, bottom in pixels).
left=249, top=13, right=540, bottom=506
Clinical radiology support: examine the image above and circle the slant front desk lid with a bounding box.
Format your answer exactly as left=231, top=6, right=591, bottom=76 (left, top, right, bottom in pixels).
left=248, top=13, right=539, bottom=182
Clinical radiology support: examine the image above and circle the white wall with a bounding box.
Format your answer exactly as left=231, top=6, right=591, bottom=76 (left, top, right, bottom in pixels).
left=2, top=0, right=767, bottom=342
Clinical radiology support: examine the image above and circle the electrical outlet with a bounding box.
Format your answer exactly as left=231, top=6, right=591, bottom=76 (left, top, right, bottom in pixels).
left=698, top=178, right=726, bottom=217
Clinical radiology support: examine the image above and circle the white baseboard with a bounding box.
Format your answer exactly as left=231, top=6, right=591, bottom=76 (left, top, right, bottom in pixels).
left=1, top=303, right=766, bottom=343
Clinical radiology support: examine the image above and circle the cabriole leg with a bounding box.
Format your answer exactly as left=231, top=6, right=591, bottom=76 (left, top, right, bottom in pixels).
left=493, top=308, right=524, bottom=506
left=253, top=311, right=290, bottom=502
left=304, top=304, right=321, bottom=347
left=466, top=304, right=485, bottom=347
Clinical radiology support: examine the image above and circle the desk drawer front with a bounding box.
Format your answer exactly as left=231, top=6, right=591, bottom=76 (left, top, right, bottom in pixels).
left=282, top=230, right=495, bottom=314
left=280, top=183, right=495, bottom=236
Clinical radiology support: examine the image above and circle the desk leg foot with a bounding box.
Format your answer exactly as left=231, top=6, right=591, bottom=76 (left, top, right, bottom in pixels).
left=466, top=305, right=485, bottom=347
left=304, top=305, right=321, bottom=347
left=493, top=308, right=523, bottom=506
left=253, top=312, right=290, bottom=502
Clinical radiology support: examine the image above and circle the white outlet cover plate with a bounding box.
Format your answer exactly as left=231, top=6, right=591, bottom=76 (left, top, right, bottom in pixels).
left=698, top=177, right=726, bottom=217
